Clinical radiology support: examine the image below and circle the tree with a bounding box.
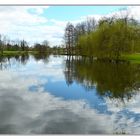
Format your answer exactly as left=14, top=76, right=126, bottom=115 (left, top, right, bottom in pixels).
left=73, top=13, right=140, bottom=60
left=64, top=22, right=75, bottom=55
left=20, top=40, right=28, bottom=51
left=0, top=34, right=3, bottom=54
left=34, top=43, right=42, bottom=52
left=42, top=40, right=49, bottom=47
left=0, top=35, right=8, bottom=54
left=85, top=17, right=96, bottom=34
left=42, top=40, right=49, bottom=53
left=34, top=41, right=49, bottom=53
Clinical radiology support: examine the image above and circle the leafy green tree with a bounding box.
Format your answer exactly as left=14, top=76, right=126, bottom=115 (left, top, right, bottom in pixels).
left=72, top=15, right=140, bottom=60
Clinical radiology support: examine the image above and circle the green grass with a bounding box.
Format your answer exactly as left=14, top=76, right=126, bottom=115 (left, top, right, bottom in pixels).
left=121, top=53, right=140, bottom=64
left=0, top=51, right=38, bottom=56
left=2, top=51, right=27, bottom=56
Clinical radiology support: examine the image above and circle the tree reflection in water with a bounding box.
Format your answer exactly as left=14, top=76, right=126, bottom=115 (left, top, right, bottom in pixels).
left=32, top=53, right=50, bottom=64
left=0, top=53, right=50, bottom=70
left=0, top=55, right=140, bottom=134
left=0, top=54, right=29, bottom=70
left=1, top=54, right=140, bottom=102
left=64, top=56, right=140, bottom=101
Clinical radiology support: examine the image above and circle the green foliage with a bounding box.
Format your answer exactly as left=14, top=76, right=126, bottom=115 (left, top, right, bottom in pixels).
left=75, top=16, right=140, bottom=60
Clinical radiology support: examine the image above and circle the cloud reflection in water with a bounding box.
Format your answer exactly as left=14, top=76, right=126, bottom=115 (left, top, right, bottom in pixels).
left=0, top=55, right=140, bottom=134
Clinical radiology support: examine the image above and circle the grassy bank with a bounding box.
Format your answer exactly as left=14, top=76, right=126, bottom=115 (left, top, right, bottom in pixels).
left=0, top=51, right=38, bottom=56
left=121, top=53, right=140, bottom=64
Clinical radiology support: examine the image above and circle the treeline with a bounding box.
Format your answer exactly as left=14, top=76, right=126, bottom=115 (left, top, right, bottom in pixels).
left=0, top=34, right=68, bottom=55
left=0, top=35, right=29, bottom=53
left=0, top=35, right=56, bottom=54
left=64, top=13, right=140, bottom=60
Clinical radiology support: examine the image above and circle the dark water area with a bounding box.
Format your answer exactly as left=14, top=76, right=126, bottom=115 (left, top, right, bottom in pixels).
left=0, top=54, right=140, bottom=134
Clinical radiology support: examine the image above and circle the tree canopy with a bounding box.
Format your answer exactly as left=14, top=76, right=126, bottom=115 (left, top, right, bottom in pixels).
left=64, top=14, right=140, bottom=60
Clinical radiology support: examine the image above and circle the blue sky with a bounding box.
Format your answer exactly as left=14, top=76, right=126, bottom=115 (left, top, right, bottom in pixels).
left=1, top=6, right=139, bottom=46
left=41, top=6, right=127, bottom=20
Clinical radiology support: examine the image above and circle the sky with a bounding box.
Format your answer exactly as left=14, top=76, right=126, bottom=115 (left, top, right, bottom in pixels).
left=0, top=6, right=140, bottom=47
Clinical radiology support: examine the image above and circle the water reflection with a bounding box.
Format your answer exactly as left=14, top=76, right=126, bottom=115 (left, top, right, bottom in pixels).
left=0, top=54, right=29, bottom=70
left=64, top=57, right=140, bottom=101
left=0, top=55, right=140, bottom=134
left=33, top=53, right=50, bottom=64
left=0, top=53, right=50, bottom=70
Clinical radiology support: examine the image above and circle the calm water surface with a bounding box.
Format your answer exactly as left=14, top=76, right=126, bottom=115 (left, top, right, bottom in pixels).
left=0, top=54, right=140, bottom=134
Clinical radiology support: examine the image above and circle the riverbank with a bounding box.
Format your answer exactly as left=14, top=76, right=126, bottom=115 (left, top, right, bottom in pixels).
left=0, top=51, right=38, bottom=57
left=121, top=53, right=140, bottom=64
left=1, top=51, right=140, bottom=64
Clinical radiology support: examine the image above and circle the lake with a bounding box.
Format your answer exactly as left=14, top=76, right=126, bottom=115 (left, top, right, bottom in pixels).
left=0, top=54, right=140, bottom=134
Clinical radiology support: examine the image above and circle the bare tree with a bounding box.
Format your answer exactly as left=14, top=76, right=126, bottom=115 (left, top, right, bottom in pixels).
left=42, top=40, right=49, bottom=47
left=0, top=34, right=4, bottom=54
left=64, top=22, right=75, bottom=55
left=86, top=17, right=96, bottom=34
left=42, top=40, right=49, bottom=53
left=20, top=40, right=28, bottom=51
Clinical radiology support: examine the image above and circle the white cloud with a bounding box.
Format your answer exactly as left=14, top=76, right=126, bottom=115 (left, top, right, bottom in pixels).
left=0, top=6, right=61, bottom=46
left=81, top=6, right=140, bottom=24
left=127, top=6, right=140, bottom=20
left=30, top=6, right=49, bottom=15
left=0, top=6, right=140, bottom=47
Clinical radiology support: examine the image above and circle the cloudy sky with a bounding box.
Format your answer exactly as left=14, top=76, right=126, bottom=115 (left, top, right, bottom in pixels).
left=0, top=6, right=140, bottom=47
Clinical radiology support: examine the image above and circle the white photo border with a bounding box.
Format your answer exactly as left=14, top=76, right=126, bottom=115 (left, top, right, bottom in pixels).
left=0, top=0, right=139, bottom=140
